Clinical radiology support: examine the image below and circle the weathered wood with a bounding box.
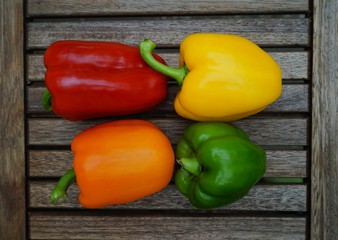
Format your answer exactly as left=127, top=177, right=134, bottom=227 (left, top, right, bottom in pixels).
left=5, top=0, right=329, bottom=238
left=29, top=181, right=307, bottom=211
left=29, top=213, right=306, bottom=239
left=27, top=84, right=309, bottom=115
left=0, top=0, right=26, bottom=239
left=265, top=150, right=307, bottom=177
left=28, top=0, right=309, bottom=17
left=27, top=51, right=309, bottom=81
left=28, top=118, right=309, bottom=146
left=265, top=84, right=309, bottom=112
left=27, top=17, right=309, bottom=49
left=311, top=0, right=338, bottom=239
left=28, top=149, right=307, bottom=178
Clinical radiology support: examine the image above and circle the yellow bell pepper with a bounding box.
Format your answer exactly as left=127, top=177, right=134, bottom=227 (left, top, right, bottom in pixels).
left=140, top=33, right=282, bottom=122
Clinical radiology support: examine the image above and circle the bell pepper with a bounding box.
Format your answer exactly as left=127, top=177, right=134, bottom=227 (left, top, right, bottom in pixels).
left=174, top=122, right=266, bottom=209
left=50, top=119, right=175, bottom=208
left=42, top=40, right=170, bottom=121
left=140, top=33, right=282, bottom=122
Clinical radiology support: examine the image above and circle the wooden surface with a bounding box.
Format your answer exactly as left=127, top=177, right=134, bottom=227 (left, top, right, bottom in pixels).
left=27, top=118, right=309, bottom=146
left=27, top=17, right=309, bottom=48
left=312, top=0, right=338, bottom=239
left=27, top=0, right=309, bottom=16
left=30, top=214, right=306, bottom=240
left=0, top=0, right=26, bottom=239
left=21, top=1, right=313, bottom=239
left=30, top=182, right=307, bottom=211
left=1, top=0, right=337, bottom=239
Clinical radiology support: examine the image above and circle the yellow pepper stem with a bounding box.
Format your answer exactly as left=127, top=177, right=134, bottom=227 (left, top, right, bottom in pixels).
left=140, top=39, right=188, bottom=86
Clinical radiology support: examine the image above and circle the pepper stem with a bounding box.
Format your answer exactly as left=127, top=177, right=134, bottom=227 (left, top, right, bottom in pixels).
left=140, top=39, right=188, bottom=87
left=41, top=90, right=52, bottom=112
left=50, top=168, right=76, bottom=204
left=177, top=157, right=201, bottom=176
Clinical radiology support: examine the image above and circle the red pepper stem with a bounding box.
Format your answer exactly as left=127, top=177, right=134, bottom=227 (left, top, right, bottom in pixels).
left=177, top=157, right=201, bottom=176
left=50, top=168, right=76, bottom=205
left=41, top=89, right=53, bottom=112
left=140, top=39, right=188, bottom=87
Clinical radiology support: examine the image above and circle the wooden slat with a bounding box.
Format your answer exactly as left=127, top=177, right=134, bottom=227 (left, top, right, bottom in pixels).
left=265, top=84, right=309, bottom=112
left=29, top=181, right=307, bottom=211
left=28, top=0, right=309, bottom=17
left=265, top=150, right=307, bottom=177
left=27, top=17, right=309, bottom=49
left=28, top=118, right=309, bottom=146
left=28, top=149, right=307, bottom=178
left=312, top=0, right=338, bottom=239
left=27, top=84, right=309, bottom=115
left=30, top=213, right=306, bottom=239
left=27, top=51, right=309, bottom=81
left=0, top=0, right=26, bottom=239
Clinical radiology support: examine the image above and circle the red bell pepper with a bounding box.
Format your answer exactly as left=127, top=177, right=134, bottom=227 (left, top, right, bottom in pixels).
left=42, top=40, right=169, bottom=121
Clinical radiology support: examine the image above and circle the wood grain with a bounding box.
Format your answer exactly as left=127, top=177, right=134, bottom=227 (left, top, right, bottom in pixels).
left=0, top=0, right=331, bottom=239
left=29, top=213, right=306, bottom=239
left=29, top=181, right=307, bottom=211
left=311, top=0, right=338, bottom=239
left=27, top=17, right=309, bottom=49
left=28, top=149, right=307, bottom=178
left=2, top=0, right=321, bottom=238
left=27, top=117, right=309, bottom=146
left=27, top=51, right=309, bottom=81
left=0, top=0, right=26, bottom=239
left=27, top=84, right=309, bottom=115
left=27, top=0, right=309, bottom=17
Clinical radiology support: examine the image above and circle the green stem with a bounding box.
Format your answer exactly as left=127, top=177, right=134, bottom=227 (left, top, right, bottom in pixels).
left=140, top=39, right=188, bottom=87
left=41, top=90, right=52, bottom=112
left=177, top=157, right=201, bottom=176
left=50, top=168, right=76, bottom=204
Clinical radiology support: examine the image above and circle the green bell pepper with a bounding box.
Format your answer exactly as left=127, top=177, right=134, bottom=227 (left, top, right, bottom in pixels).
left=175, top=122, right=266, bottom=209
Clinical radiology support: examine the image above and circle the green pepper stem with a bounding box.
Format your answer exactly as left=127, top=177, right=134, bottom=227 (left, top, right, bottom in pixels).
left=139, top=39, right=188, bottom=87
left=50, top=168, right=76, bottom=205
left=177, top=157, right=201, bottom=176
left=41, top=89, right=52, bottom=112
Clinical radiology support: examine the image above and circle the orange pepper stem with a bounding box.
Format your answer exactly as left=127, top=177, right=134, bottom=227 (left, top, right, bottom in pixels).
left=41, top=89, right=52, bottom=112
left=50, top=168, right=76, bottom=204
left=140, top=39, right=188, bottom=87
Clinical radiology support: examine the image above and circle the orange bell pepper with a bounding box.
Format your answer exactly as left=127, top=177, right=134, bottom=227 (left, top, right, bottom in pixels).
left=50, top=119, right=175, bottom=208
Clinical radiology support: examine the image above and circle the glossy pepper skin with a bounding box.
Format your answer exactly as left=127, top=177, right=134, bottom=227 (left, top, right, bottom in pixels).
left=42, top=40, right=169, bottom=121
left=140, top=33, right=282, bottom=122
left=174, top=122, right=266, bottom=209
left=50, top=119, right=175, bottom=208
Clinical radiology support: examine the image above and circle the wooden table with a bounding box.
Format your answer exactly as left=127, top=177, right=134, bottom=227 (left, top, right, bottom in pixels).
left=1, top=0, right=337, bottom=239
